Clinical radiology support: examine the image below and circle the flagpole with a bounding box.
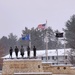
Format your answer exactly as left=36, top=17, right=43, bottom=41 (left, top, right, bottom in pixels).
left=29, top=34, right=31, bottom=49
left=63, top=33, right=66, bottom=64
left=45, top=20, right=48, bottom=62
left=46, top=31, right=48, bottom=62
left=56, top=37, right=58, bottom=64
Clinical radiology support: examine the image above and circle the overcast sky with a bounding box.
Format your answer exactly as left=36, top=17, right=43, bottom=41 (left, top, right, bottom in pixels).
left=0, top=0, right=75, bottom=38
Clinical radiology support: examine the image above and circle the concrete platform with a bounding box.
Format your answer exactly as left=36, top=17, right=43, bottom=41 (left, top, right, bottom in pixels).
left=14, top=72, right=52, bottom=75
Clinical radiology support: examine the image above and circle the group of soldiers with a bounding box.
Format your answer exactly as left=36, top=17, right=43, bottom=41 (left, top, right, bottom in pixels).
left=9, top=45, right=36, bottom=58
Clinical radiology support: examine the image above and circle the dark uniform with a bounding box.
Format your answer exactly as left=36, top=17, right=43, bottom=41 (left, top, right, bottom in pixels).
left=14, top=46, right=19, bottom=58
left=20, top=45, right=24, bottom=58
left=33, top=46, right=36, bottom=58
left=27, top=46, right=30, bottom=58
left=9, top=47, right=13, bottom=58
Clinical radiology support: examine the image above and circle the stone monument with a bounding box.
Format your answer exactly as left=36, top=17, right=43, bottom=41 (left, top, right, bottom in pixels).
left=2, top=58, right=52, bottom=75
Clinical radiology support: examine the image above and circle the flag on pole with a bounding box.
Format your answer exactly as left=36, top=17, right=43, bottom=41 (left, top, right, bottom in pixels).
left=38, top=23, right=46, bottom=30
left=55, top=33, right=63, bottom=38
left=22, top=34, right=30, bottom=40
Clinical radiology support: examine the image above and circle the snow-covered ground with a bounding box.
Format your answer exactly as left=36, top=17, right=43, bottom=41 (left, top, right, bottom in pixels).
left=3, top=48, right=70, bottom=58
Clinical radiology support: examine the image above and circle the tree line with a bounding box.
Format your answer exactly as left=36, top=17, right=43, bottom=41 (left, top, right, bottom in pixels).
left=0, top=27, right=63, bottom=56
left=1, top=14, right=75, bottom=57
left=64, top=15, right=75, bottom=65
left=0, top=14, right=75, bottom=65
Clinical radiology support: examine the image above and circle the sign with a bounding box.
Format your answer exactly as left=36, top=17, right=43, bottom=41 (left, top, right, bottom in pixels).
left=10, top=64, right=27, bottom=69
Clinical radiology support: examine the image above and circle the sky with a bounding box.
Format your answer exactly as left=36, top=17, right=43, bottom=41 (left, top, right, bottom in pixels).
left=0, top=0, right=75, bottom=38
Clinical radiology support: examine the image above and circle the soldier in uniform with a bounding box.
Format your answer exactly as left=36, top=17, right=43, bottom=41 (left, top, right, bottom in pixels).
left=20, top=45, right=24, bottom=58
left=27, top=46, right=30, bottom=58
left=33, top=46, right=36, bottom=58
left=9, top=47, right=13, bottom=58
left=14, top=46, right=19, bottom=58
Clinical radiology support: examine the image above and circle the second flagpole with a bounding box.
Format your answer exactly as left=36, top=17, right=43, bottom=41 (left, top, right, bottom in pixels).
left=29, top=34, right=31, bottom=49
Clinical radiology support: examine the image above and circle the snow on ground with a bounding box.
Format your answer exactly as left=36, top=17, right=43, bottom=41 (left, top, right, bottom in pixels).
left=3, top=48, right=71, bottom=59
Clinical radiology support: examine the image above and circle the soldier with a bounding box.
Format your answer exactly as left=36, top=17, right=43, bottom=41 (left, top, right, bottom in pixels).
left=20, top=45, right=24, bottom=58
left=33, top=46, right=36, bottom=58
left=14, top=46, right=19, bottom=58
left=9, top=47, right=13, bottom=58
left=27, top=46, right=30, bottom=58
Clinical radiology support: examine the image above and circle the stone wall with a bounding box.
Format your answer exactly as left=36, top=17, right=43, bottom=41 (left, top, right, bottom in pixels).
left=42, top=63, right=74, bottom=74
left=51, top=66, right=71, bottom=74
left=2, top=59, right=75, bottom=75
left=2, top=59, right=44, bottom=75
left=42, top=63, right=52, bottom=72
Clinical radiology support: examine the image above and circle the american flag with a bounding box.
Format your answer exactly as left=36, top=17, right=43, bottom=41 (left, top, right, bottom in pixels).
left=38, top=24, right=46, bottom=30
